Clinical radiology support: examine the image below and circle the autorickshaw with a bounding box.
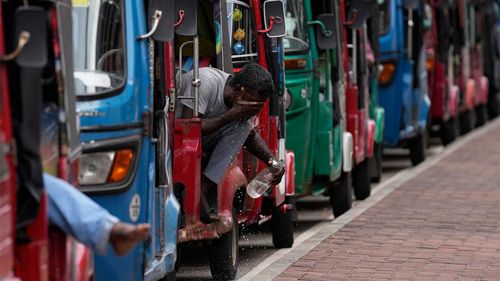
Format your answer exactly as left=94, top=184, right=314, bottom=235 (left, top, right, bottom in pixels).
left=171, top=1, right=295, bottom=279
left=74, top=0, right=180, bottom=279
left=468, top=0, right=490, bottom=127
left=341, top=0, right=377, bottom=199
left=476, top=0, right=500, bottom=118
left=425, top=0, right=460, bottom=145
left=451, top=0, right=479, bottom=134
left=366, top=0, right=386, bottom=182
left=474, top=0, right=500, bottom=118
left=0, top=1, right=91, bottom=280
left=247, top=0, right=296, bottom=249
left=284, top=0, right=354, bottom=216
left=377, top=0, right=431, bottom=166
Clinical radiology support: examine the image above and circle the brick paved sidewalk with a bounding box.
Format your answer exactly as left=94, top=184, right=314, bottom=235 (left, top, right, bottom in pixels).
left=274, top=120, right=500, bottom=281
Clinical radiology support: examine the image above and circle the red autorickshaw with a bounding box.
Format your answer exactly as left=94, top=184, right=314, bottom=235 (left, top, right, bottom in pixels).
left=340, top=0, right=376, bottom=200
left=170, top=1, right=294, bottom=279
left=0, top=1, right=91, bottom=280
left=454, top=0, right=481, bottom=134
left=425, top=0, right=461, bottom=145
left=469, top=0, right=490, bottom=126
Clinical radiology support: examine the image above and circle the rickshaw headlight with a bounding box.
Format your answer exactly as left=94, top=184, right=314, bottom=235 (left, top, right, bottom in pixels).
left=79, top=151, right=114, bottom=185
left=79, top=149, right=134, bottom=185
left=379, top=62, right=396, bottom=86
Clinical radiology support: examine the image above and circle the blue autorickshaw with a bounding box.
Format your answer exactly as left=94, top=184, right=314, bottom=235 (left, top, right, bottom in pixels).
left=377, top=0, right=431, bottom=165
left=73, top=0, right=180, bottom=279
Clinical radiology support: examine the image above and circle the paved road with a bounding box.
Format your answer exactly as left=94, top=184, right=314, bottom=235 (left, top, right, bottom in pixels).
left=265, top=120, right=500, bottom=280
left=176, top=142, right=444, bottom=280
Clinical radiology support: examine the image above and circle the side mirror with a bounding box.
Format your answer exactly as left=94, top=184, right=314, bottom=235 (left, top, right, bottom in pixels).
left=175, top=0, right=197, bottom=36
left=403, top=0, right=419, bottom=10
left=315, top=14, right=337, bottom=50
left=262, top=0, right=286, bottom=37
left=148, top=0, right=175, bottom=41
left=15, top=7, right=48, bottom=68
left=346, top=0, right=371, bottom=29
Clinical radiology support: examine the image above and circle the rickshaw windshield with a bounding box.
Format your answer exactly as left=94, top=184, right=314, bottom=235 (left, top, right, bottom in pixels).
left=284, top=0, right=309, bottom=54
left=378, top=0, right=390, bottom=35
left=72, top=0, right=126, bottom=97
left=227, top=1, right=258, bottom=66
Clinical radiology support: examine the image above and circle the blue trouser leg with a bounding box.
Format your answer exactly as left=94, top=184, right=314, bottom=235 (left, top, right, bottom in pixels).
left=44, top=173, right=118, bottom=254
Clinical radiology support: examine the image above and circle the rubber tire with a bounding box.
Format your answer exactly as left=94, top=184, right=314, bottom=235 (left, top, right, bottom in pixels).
left=408, top=134, right=426, bottom=166
left=459, top=110, right=474, bottom=135
left=475, top=104, right=488, bottom=127
left=271, top=196, right=295, bottom=248
left=352, top=159, right=371, bottom=200
left=209, top=209, right=239, bottom=280
left=370, top=143, right=383, bottom=183
left=329, top=172, right=353, bottom=218
left=488, top=91, right=500, bottom=118
left=440, top=117, right=458, bottom=146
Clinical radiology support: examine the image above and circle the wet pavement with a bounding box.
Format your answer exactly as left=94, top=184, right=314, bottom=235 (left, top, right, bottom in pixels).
left=176, top=135, right=445, bottom=280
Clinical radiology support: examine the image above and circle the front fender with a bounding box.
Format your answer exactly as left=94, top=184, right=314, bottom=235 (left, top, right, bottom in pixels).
left=417, top=90, right=431, bottom=134
left=164, top=194, right=180, bottom=272
left=448, top=85, right=459, bottom=118
left=285, top=151, right=295, bottom=196
left=374, top=107, right=385, bottom=144
left=480, top=76, right=489, bottom=104
left=218, top=163, right=247, bottom=214
left=366, top=120, right=376, bottom=158
left=342, top=132, right=353, bottom=172
left=465, top=79, right=475, bottom=110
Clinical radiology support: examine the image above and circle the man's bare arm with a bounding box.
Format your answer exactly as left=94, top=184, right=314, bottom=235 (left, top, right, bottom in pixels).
left=245, top=129, right=285, bottom=184
left=181, top=106, right=238, bottom=135
left=244, top=129, right=276, bottom=164
left=180, top=100, right=263, bottom=135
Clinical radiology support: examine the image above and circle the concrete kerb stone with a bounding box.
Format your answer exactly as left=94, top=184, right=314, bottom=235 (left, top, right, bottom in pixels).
left=238, top=117, right=500, bottom=281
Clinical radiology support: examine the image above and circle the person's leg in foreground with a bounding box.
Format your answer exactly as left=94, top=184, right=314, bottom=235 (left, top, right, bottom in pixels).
left=44, top=173, right=150, bottom=256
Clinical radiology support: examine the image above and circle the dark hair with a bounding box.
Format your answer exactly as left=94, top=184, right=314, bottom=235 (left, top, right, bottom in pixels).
left=228, top=63, right=274, bottom=98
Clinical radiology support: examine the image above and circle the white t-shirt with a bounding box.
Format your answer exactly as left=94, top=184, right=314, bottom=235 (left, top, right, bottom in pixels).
left=176, top=67, right=230, bottom=118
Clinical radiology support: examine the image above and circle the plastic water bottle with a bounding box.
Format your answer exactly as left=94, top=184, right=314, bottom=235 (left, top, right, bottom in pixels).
left=246, top=159, right=284, bottom=199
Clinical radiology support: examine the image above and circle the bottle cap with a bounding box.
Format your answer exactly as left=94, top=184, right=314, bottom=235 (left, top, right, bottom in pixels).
left=268, top=159, right=279, bottom=168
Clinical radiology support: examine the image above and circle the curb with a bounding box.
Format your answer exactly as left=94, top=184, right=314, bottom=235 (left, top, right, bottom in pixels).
left=238, top=117, right=500, bottom=281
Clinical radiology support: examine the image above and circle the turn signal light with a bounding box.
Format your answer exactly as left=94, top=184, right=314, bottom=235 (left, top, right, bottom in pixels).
left=285, top=58, right=307, bottom=70
left=108, top=149, right=134, bottom=183
left=79, top=148, right=134, bottom=186
left=426, top=57, right=435, bottom=71
left=379, top=62, right=396, bottom=86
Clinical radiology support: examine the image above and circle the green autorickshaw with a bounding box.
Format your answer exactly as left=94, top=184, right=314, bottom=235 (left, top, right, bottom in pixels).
left=284, top=0, right=353, bottom=217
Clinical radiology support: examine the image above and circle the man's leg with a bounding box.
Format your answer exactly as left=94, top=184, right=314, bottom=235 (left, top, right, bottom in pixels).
left=44, top=174, right=149, bottom=255
left=198, top=120, right=253, bottom=222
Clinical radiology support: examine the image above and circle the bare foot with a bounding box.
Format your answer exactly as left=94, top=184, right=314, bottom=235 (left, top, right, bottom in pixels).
left=109, top=223, right=150, bottom=256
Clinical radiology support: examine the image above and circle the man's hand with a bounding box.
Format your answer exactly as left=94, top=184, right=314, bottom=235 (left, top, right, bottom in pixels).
left=226, top=87, right=264, bottom=120
left=269, top=159, right=285, bottom=186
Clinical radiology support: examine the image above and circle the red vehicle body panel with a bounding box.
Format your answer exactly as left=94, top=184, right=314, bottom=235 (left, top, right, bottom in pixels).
left=0, top=3, right=91, bottom=280
left=341, top=0, right=372, bottom=165
left=174, top=0, right=294, bottom=243
left=427, top=8, right=459, bottom=120
left=0, top=4, right=15, bottom=278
